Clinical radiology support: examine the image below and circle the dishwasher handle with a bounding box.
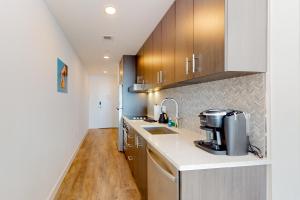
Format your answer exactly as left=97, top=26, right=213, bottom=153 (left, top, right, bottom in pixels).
left=147, top=148, right=176, bottom=183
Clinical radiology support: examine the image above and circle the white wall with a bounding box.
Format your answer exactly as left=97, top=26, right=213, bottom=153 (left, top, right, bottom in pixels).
left=269, top=0, right=300, bottom=199
left=0, top=1, right=89, bottom=199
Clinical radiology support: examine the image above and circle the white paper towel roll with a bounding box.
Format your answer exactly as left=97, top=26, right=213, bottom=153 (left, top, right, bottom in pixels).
left=162, top=106, right=166, bottom=113
left=154, top=105, right=161, bottom=121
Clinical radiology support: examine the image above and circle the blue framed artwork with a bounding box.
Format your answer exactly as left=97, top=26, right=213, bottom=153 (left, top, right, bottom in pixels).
left=57, top=58, right=68, bottom=93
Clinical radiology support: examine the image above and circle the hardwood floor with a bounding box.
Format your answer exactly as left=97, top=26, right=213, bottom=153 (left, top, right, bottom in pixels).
left=54, top=128, right=141, bottom=200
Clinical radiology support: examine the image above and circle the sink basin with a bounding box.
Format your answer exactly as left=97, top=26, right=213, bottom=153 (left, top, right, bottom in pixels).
left=143, top=127, right=178, bottom=135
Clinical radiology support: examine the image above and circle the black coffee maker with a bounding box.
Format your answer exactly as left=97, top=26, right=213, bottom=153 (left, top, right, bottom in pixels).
left=195, top=109, right=229, bottom=155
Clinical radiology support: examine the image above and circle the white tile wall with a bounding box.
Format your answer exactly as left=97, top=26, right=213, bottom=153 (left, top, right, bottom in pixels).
left=148, top=74, right=266, bottom=154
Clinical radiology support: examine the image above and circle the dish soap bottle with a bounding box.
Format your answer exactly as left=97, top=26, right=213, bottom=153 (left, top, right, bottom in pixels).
left=168, top=117, right=172, bottom=127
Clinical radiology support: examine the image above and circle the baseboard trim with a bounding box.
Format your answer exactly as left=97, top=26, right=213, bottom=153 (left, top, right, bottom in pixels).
left=47, top=130, right=88, bottom=200
left=98, top=127, right=118, bottom=129
left=89, top=127, right=118, bottom=129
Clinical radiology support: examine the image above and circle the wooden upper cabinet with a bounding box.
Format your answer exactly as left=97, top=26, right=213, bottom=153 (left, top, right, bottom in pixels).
left=143, top=35, right=153, bottom=84
left=192, top=0, right=267, bottom=78
left=152, top=22, right=162, bottom=86
left=135, top=0, right=267, bottom=89
left=175, top=0, right=194, bottom=82
left=193, top=0, right=225, bottom=77
left=136, top=47, right=144, bottom=83
left=162, top=3, right=175, bottom=86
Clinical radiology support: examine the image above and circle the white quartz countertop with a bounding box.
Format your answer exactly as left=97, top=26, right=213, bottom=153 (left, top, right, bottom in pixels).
left=123, top=117, right=270, bottom=171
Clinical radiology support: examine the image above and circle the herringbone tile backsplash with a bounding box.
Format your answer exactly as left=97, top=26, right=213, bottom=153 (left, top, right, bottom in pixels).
left=148, top=74, right=267, bottom=155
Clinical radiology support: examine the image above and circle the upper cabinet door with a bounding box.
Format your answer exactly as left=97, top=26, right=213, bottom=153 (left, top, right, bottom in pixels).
left=225, top=0, right=267, bottom=72
left=143, top=35, right=153, bottom=84
left=193, top=0, right=225, bottom=77
left=162, top=3, right=175, bottom=86
left=152, top=22, right=162, bottom=85
left=137, top=47, right=144, bottom=84
left=175, top=0, right=194, bottom=82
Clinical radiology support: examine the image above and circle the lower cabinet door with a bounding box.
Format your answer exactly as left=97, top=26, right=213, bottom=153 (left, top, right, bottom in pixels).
left=147, top=146, right=179, bottom=200
left=135, top=135, right=148, bottom=200
left=180, top=166, right=267, bottom=200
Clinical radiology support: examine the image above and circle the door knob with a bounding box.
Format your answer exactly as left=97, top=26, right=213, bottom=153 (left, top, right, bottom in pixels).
left=116, top=106, right=123, bottom=110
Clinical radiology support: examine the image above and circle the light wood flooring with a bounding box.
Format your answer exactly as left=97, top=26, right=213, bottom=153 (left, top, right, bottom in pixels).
left=54, top=128, right=141, bottom=200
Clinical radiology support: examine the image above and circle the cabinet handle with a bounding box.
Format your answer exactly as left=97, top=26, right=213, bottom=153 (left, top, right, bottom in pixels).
left=192, top=54, right=196, bottom=73
left=157, top=71, right=160, bottom=84
left=135, top=135, right=138, bottom=148
left=193, top=54, right=202, bottom=73
left=185, top=57, right=189, bottom=75
left=160, top=70, right=163, bottom=83
left=127, top=156, right=133, bottom=161
left=135, top=135, right=143, bottom=148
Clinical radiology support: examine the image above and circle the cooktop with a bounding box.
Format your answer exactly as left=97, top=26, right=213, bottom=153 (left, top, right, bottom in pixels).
left=126, top=116, right=157, bottom=123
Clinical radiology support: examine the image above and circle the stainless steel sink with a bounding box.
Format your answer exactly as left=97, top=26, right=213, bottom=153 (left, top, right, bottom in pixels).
left=143, top=127, right=178, bottom=135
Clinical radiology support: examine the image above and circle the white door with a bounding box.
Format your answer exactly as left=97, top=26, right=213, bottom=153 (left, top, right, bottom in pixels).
left=89, top=75, right=118, bottom=128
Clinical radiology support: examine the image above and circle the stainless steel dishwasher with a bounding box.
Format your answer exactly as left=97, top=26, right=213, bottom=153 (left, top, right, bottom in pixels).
left=147, top=145, right=179, bottom=200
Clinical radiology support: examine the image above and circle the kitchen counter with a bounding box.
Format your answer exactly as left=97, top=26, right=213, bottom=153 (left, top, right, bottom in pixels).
left=123, top=117, right=270, bottom=171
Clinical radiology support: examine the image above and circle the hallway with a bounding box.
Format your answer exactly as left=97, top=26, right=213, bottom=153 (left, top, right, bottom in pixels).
left=55, top=129, right=141, bottom=200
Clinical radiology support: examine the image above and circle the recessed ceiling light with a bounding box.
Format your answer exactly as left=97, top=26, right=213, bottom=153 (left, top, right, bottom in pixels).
left=103, top=70, right=108, bottom=74
left=103, top=35, right=113, bottom=40
left=104, top=55, right=110, bottom=59
left=105, top=6, right=116, bottom=15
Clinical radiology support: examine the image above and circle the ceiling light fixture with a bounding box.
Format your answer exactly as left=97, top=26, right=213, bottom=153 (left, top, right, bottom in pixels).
left=104, top=55, right=110, bottom=59
left=103, top=35, right=113, bottom=40
left=105, top=6, right=116, bottom=15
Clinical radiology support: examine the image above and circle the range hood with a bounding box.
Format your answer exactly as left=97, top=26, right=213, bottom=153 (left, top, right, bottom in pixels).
left=128, top=84, right=151, bottom=93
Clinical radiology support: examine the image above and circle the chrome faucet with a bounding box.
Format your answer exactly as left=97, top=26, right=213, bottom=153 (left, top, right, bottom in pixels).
left=160, top=97, right=180, bottom=128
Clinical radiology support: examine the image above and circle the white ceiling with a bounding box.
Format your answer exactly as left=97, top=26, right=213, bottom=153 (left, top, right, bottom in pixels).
left=45, top=0, right=174, bottom=74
